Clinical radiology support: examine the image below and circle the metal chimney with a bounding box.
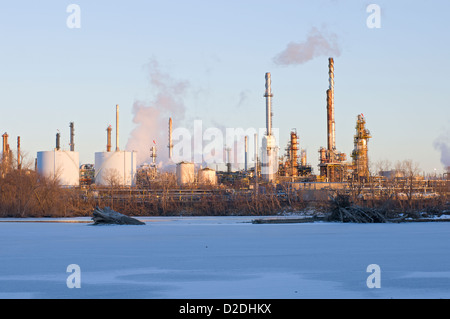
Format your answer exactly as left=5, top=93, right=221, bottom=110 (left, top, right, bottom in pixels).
left=226, top=147, right=232, bottom=173
left=56, top=132, right=61, bottom=151
left=115, top=104, right=120, bottom=151
left=2, top=132, right=10, bottom=169
left=69, top=122, right=75, bottom=152
left=151, top=145, right=157, bottom=164
left=327, top=57, right=336, bottom=152
left=106, top=125, right=112, bottom=152
left=254, top=133, right=259, bottom=192
left=2, top=133, right=8, bottom=155
left=244, top=135, right=248, bottom=171
left=17, top=136, right=21, bottom=170
left=264, top=73, right=273, bottom=136
left=168, top=117, right=173, bottom=160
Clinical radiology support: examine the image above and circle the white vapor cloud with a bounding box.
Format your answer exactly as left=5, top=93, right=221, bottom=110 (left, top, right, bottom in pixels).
left=273, top=27, right=341, bottom=65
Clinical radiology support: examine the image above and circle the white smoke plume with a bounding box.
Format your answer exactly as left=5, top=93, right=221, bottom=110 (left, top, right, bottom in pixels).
left=433, top=131, right=450, bottom=169
left=126, top=58, right=189, bottom=167
left=273, top=27, right=341, bottom=65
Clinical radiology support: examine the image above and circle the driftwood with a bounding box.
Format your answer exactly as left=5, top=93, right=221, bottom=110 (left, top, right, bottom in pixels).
left=335, top=206, right=388, bottom=223
left=252, top=217, right=318, bottom=224
left=328, top=194, right=390, bottom=223
left=92, top=206, right=145, bottom=225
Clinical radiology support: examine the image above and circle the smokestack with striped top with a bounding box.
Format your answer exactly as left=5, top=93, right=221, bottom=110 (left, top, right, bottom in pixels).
left=327, top=57, right=336, bottom=153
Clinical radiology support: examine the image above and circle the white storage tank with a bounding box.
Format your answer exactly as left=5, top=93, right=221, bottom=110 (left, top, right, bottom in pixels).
left=36, top=150, right=80, bottom=187
left=198, top=167, right=217, bottom=185
left=94, top=151, right=137, bottom=186
left=176, top=161, right=195, bottom=185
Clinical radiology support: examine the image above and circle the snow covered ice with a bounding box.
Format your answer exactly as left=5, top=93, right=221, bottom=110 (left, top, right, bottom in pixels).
left=0, top=216, right=449, bottom=299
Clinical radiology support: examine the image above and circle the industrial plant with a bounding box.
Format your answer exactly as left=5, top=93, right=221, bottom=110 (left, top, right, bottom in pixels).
left=1, top=57, right=448, bottom=218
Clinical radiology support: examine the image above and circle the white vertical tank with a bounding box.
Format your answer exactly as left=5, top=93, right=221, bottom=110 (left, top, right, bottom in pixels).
left=261, top=135, right=278, bottom=182
left=176, top=162, right=195, bottom=185
left=198, top=167, right=217, bottom=185
left=36, top=150, right=80, bottom=187
left=94, top=151, right=137, bottom=186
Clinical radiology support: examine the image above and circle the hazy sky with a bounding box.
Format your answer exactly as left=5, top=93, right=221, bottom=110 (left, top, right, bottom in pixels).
left=0, top=0, right=449, bottom=174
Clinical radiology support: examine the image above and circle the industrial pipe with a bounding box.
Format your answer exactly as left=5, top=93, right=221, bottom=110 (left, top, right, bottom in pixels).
left=168, top=117, right=173, bottom=159
left=116, top=104, right=119, bottom=151
left=327, top=58, right=336, bottom=152
left=106, top=125, right=112, bottom=152
left=56, top=132, right=61, bottom=151
left=17, top=136, right=21, bottom=170
left=69, top=122, right=75, bottom=152
left=264, top=73, right=273, bottom=137
left=244, top=135, right=248, bottom=171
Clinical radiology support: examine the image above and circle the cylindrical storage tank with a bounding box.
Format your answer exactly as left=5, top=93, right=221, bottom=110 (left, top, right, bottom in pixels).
left=176, top=162, right=195, bottom=185
left=94, top=151, right=137, bottom=186
left=198, top=168, right=217, bottom=185
left=36, top=150, right=80, bottom=187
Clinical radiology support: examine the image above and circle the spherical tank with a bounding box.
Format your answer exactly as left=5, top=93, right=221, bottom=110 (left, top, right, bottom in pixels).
left=176, top=162, right=195, bottom=185
left=94, top=151, right=137, bottom=186
left=36, top=150, right=80, bottom=187
left=198, top=168, right=217, bottom=185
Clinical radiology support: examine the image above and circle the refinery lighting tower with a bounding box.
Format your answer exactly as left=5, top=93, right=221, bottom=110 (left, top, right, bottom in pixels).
left=261, top=72, right=278, bottom=182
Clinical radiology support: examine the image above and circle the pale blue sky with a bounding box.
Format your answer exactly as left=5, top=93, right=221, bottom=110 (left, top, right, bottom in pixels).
left=0, top=0, right=449, bottom=174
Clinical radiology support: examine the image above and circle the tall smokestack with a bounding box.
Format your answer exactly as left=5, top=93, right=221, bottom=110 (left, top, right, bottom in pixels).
left=116, top=104, right=120, bottom=151
left=56, top=132, right=61, bottom=151
left=151, top=145, right=157, bottom=164
left=327, top=57, right=336, bottom=152
left=244, top=135, right=248, bottom=171
left=264, top=73, right=273, bottom=136
left=106, top=125, right=112, bottom=152
left=226, top=147, right=232, bottom=173
left=69, top=122, right=75, bottom=152
left=2, top=133, right=8, bottom=156
left=2, top=133, right=10, bottom=169
left=168, top=117, right=173, bottom=160
left=17, top=136, right=21, bottom=170
left=254, top=133, right=258, bottom=191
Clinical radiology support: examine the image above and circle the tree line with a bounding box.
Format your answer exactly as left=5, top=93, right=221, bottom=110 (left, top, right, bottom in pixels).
left=0, top=156, right=448, bottom=219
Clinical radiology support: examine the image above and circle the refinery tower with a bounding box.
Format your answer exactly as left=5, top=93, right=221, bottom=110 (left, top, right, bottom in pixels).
left=261, top=72, right=278, bottom=182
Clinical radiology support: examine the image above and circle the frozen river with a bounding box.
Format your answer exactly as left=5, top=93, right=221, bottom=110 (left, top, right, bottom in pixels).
left=0, top=216, right=449, bottom=299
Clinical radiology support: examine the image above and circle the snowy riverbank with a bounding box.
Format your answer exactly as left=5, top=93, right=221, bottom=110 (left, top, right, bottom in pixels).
left=0, top=216, right=449, bottom=299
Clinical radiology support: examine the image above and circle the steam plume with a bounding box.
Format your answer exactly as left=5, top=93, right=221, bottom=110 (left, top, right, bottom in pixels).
left=126, top=59, right=189, bottom=166
left=433, top=132, right=450, bottom=168
left=273, top=27, right=341, bottom=65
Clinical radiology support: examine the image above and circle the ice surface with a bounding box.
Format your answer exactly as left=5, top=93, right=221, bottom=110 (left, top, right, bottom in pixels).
left=0, top=216, right=449, bottom=299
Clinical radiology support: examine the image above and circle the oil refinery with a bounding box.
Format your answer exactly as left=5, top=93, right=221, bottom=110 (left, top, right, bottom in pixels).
left=1, top=57, right=448, bottom=198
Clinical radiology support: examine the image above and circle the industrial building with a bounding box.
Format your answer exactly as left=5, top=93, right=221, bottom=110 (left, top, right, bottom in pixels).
left=318, top=57, right=349, bottom=182
left=19, top=57, right=378, bottom=190
left=351, top=114, right=372, bottom=182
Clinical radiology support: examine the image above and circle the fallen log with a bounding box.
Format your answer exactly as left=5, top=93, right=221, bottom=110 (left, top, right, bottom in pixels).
left=92, top=207, right=145, bottom=225
left=252, top=217, right=318, bottom=224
